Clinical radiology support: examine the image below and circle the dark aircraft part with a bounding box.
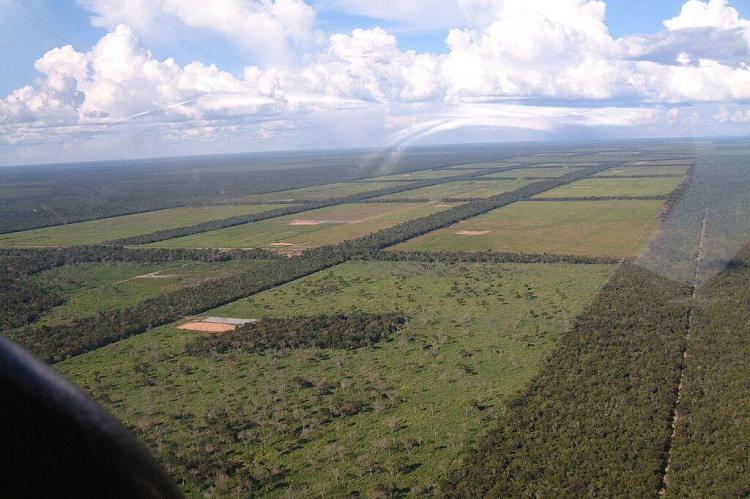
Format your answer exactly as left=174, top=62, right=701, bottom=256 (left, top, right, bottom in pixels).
left=0, top=336, right=183, bottom=499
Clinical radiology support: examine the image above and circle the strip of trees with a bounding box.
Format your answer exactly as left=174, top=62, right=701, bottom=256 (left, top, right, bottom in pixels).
left=0, top=246, right=280, bottom=273
left=529, top=195, right=668, bottom=201
left=366, top=250, right=620, bottom=265
left=186, top=313, right=406, bottom=356
left=440, top=263, right=694, bottom=497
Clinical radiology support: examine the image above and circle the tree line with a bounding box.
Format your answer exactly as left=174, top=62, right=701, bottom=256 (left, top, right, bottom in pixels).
left=529, top=195, right=667, bottom=202
left=0, top=246, right=280, bottom=273
left=185, top=313, right=406, bottom=356
left=439, top=262, right=693, bottom=497
left=366, top=250, right=620, bottom=265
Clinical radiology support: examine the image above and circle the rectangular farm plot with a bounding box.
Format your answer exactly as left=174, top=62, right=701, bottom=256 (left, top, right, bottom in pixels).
left=375, top=179, right=533, bottom=201
left=395, top=200, right=664, bottom=258
left=223, top=181, right=411, bottom=203
left=149, top=202, right=453, bottom=250
left=29, top=260, right=273, bottom=326
left=534, top=176, right=684, bottom=198
left=0, top=204, right=288, bottom=247
left=484, top=166, right=586, bottom=179
left=361, top=168, right=482, bottom=181
left=594, top=165, right=691, bottom=176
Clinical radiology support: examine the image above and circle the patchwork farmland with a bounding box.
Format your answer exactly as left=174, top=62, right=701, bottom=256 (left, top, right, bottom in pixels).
left=2, top=140, right=748, bottom=498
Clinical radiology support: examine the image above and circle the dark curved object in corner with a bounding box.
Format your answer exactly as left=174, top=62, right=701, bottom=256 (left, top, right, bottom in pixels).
left=0, top=336, right=183, bottom=499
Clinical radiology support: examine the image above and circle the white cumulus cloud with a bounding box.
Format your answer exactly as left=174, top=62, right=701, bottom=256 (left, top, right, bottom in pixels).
left=664, top=0, right=749, bottom=30
left=78, top=0, right=317, bottom=64
left=3, top=0, right=750, bottom=163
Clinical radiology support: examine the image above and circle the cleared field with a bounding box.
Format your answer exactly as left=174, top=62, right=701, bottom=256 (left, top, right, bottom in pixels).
left=29, top=260, right=270, bottom=326
left=484, top=166, right=585, bottom=179
left=374, top=179, right=532, bottom=201
left=594, top=165, right=691, bottom=176
left=534, top=176, right=684, bottom=198
left=0, top=205, right=287, bottom=247
left=57, top=260, right=615, bottom=497
left=223, top=181, right=412, bottom=203
left=362, top=168, right=482, bottom=181
left=149, top=202, right=453, bottom=249
left=395, top=200, right=664, bottom=258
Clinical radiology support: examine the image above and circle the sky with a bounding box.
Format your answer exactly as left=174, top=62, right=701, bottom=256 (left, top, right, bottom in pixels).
left=1, top=0, right=749, bottom=165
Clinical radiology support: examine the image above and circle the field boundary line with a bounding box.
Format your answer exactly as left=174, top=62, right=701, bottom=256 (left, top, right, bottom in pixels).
left=658, top=212, right=707, bottom=496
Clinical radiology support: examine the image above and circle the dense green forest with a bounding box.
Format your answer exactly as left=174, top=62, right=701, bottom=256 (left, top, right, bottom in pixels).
left=186, top=313, right=406, bottom=355
left=665, top=247, right=750, bottom=497
left=440, top=263, right=693, bottom=497
left=0, top=270, right=63, bottom=330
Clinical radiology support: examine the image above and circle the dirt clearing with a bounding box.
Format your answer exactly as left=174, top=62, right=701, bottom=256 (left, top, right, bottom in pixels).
left=179, top=322, right=236, bottom=333
left=456, top=230, right=491, bottom=236
left=178, top=316, right=259, bottom=333
left=289, top=220, right=328, bottom=226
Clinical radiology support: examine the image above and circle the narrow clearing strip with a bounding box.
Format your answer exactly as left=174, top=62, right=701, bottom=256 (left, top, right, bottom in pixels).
left=658, top=213, right=707, bottom=496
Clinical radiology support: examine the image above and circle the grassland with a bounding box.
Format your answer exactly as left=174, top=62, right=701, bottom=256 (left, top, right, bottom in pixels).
left=374, top=179, right=532, bottom=201
left=0, top=205, right=288, bottom=247
left=594, top=165, right=691, bottom=177
left=57, top=260, right=615, bottom=497
left=149, top=202, right=453, bottom=250
left=29, top=260, right=267, bottom=326
left=222, top=182, right=412, bottom=203
left=361, top=169, right=482, bottom=181
left=534, top=176, right=684, bottom=198
left=395, top=200, right=663, bottom=258
left=484, top=167, right=585, bottom=178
